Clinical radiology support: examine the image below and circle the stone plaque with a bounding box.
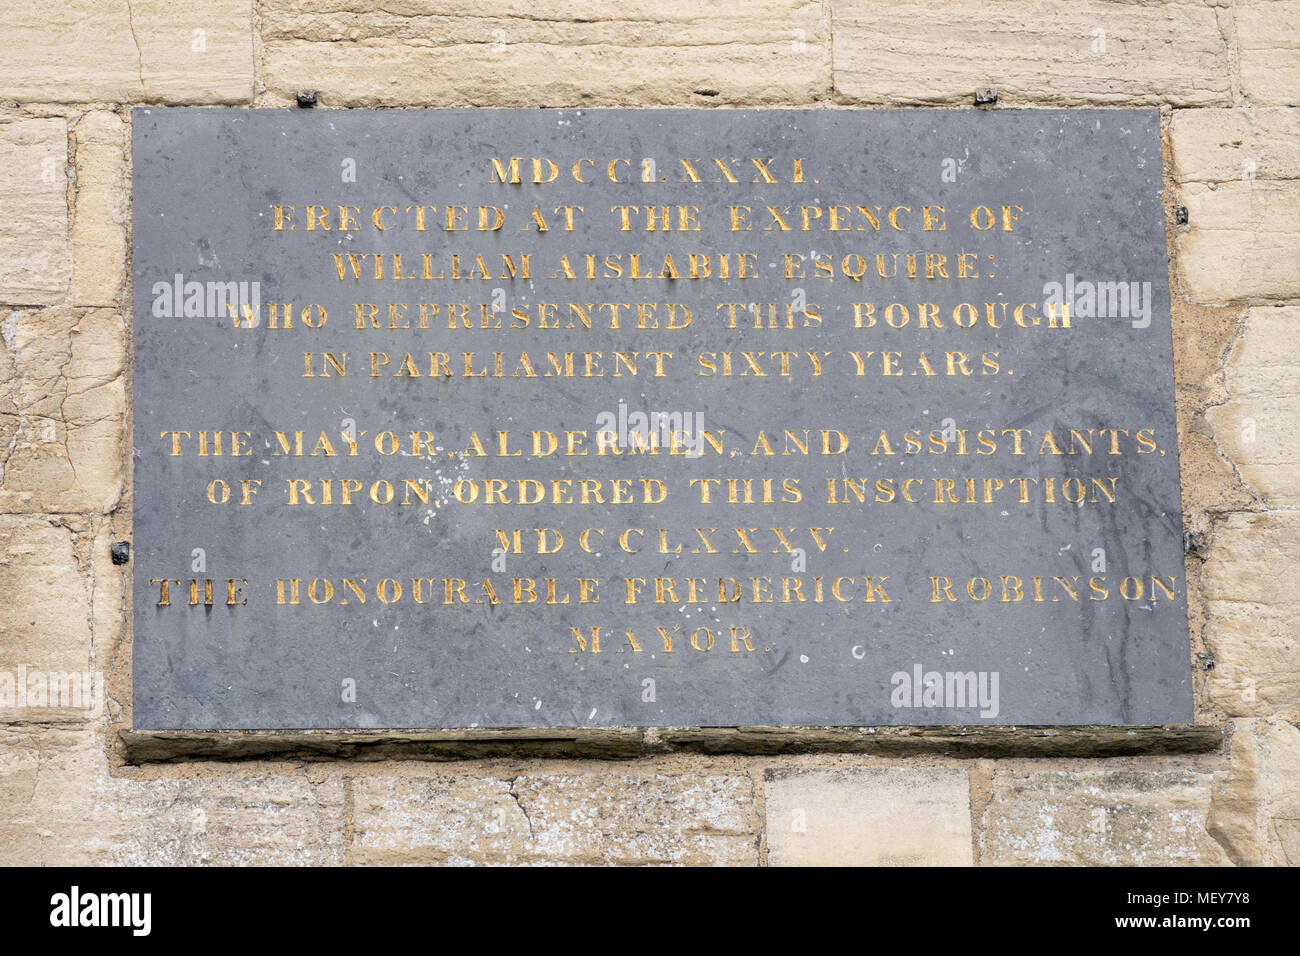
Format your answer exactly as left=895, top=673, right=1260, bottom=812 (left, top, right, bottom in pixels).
left=131, top=108, right=1190, bottom=729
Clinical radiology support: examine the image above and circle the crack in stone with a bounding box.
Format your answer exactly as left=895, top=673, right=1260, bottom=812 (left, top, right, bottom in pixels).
left=125, top=0, right=146, bottom=97
left=0, top=313, right=27, bottom=487
left=507, top=778, right=535, bottom=840
left=1199, top=310, right=1268, bottom=508
left=0, top=312, right=126, bottom=505
left=342, top=777, right=355, bottom=866
left=55, top=331, right=85, bottom=497
left=1214, top=2, right=1241, bottom=107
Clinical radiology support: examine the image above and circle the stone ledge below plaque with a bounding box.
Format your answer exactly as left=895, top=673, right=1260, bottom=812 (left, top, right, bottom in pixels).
left=118, top=725, right=1223, bottom=763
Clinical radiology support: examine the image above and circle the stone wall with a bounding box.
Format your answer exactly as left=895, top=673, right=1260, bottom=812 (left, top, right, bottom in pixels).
left=1, top=0, right=1297, bottom=866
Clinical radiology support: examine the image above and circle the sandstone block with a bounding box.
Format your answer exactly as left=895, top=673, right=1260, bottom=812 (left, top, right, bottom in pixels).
left=260, top=0, right=828, bottom=106
left=0, top=119, right=70, bottom=305
left=1177, top=181, right=1300, bottom=302
left=980, top=769, right=1231, bottom=865
left=765, top=767, right=973, bottom=866
left=0, top=727, right=346, bottom=865
left=0, top=518, right=95, bottom=724
left=1201, top=511, right=1300, bottom=716
left=0, top=308, right=125, bottom=513
left=0, top=1, right=254, bottom=104
left=831, top=0, right=1230, bottom=106
left=1208, top=717, right=1300, bottom=865
left=1238, top=0, right=1300, bottom=106
left=1171, top=108, right=1300, bottom=182
left=353, top=771, right=757, bottom=865
left=1205, top=307, right=1300, bottom=506
left=72, top=112, right=128, bottom=307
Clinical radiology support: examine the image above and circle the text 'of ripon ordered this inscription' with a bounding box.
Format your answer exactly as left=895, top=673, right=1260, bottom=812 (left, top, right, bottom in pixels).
left=131, top=108, right=1190, bottom=729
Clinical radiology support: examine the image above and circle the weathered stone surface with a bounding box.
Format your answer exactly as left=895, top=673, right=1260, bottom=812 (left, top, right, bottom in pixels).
left=351, top=774, right=529, bottom=866
left=1203, top=603, right=1300, bottom=718
left=259, top=0, right=828, bottom=106
left=1171, top=108, right=1300, bottom=182
left=72, top=112, right=128, bottom=308
left=1202, top=512, right=1300, bottom=717
left=1177, top=181, right=1300, bottom=302
left=0, top=308, right=125, bottom=513
left=1206, top=307, right=1300, bottom=506
left=0, top=119, right=70, bottom=305
left=1238, top=0, right=1300, bottom=106
left=831, top=0, right=1230, bottom=106
left=0, top=727, right=346, bottom=865
left=980, top=769, right=1232, bottom=865
left=509, top=772, right=757, bottom=864
left=0, top=727, right=96, bottom=863
left=353, top=772, right=757, bottom=865
left=94, top=773, right=347, bottom=866
left=0, top=518, right=95, bottom=723
left=1170, top=296, right=1257, bottom=515
left=0, top=1, right=254, bottom=104
left=765, top=767, right=972, bottom=866
left=1208, top=717, right=1300, bottom=865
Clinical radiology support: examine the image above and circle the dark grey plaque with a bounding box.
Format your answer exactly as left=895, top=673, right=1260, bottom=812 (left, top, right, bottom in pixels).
left=132, top=108, right=1190, bottom=729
